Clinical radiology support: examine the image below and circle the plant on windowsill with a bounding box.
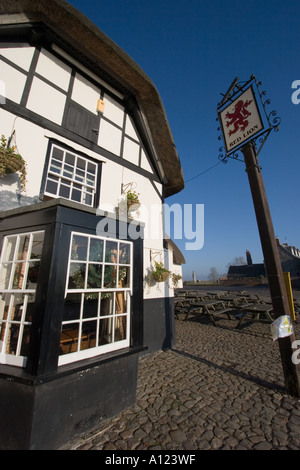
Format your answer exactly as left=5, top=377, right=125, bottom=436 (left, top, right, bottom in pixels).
left=149, top=261, right=171, bottom=283
left=0, top=134, right=27, bottom=191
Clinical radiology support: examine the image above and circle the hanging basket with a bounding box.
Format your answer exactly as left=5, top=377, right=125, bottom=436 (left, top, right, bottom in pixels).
left=126, top=190, right=140, bottom=210
left=152, top=271, right=170, bottom=283
left=0, top=153, right=24, bottom=174
left=0, top=135, right=27, bottom=191
left=150, top=261, right=171, bottom=283
left=127, top=199, right=141, bottom=210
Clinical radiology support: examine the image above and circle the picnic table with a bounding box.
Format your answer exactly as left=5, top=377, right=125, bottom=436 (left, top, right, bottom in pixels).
left=221, top=295, right=248, bottom=307
left=174, top=297, right=191, bottom=318
left=185, top=299, right=235, bottom=325
left=207, top=291, right=228, bottom=298
left=236, top=303, right=274, bottom=328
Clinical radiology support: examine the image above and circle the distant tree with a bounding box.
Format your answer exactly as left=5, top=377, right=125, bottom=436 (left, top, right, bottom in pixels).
left=228, top=256, right=246, bottom=267
left=208, top=267, right=219, bottom=282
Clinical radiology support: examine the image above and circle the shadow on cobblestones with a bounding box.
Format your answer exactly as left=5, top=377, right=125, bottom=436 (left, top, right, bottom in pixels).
left=171, top=348, right=287, bottom=393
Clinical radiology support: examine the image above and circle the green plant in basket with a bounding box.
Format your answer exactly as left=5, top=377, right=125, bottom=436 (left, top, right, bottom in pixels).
left=126, top=190, right=140, bottom=209
left=0, top=135, right=27, bottom=191
left=150, top=261, right=171, bottom=283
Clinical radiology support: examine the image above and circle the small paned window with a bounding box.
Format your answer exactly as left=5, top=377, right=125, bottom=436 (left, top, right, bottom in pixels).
left=44, top=144, right=98, bottom=207
left=0, top=231, right=45, bottom=367
left=59, top=233, right=132, bottom=365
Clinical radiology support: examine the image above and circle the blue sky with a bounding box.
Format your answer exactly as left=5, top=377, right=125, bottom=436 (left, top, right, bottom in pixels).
left=67, top=0, right=300, bottom=280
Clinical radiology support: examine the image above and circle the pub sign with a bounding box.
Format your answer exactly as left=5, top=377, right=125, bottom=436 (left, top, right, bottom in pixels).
left=218, top=85, right=264, bottom=154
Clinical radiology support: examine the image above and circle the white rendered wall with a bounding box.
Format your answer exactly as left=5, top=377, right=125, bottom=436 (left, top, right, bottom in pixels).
left=0, top=45, right=178, bottom=299
left=0, top=108, right=48, bottom=208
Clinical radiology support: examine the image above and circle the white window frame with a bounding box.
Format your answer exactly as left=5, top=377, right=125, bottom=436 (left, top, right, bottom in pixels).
left=59, top=232, right=133, bottom=366
left=0, top=231, right=45, bottom=367
left=44, top=143, right=98, bottom=207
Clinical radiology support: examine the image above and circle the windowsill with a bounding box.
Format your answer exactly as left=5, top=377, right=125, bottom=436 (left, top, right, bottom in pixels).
left=0, top=345, right=147, bottom=385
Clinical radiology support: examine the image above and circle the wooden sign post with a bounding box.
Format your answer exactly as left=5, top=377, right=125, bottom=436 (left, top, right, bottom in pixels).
left=218, top=77, right=300, bottom=397
left=242, top=142, right=300, bottom=397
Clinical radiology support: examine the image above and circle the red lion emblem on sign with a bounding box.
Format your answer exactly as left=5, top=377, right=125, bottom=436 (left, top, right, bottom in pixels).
left=225, top=99, right=252, bottom=136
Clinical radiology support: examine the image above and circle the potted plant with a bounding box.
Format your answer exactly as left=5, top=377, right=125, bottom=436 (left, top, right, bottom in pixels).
left=150, top=261, right=171, bottom=283
left=126, top=190, right=140, bottom=210
left=171, top=272, right=183, bottom=288
left=0, top=135, right=27, bottom=191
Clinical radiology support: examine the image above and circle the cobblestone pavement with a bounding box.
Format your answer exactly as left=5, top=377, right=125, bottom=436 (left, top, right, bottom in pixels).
left=62, top=299, right=300, bottom=451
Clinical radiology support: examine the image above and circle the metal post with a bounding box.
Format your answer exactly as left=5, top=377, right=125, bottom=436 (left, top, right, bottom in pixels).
left=242, top=141, right=300, bottom=397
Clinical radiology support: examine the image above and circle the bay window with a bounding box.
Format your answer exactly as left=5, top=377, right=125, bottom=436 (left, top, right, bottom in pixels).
left=59, top=233, right=133, bottom=365
left=0, top=231, right=45, bottom=367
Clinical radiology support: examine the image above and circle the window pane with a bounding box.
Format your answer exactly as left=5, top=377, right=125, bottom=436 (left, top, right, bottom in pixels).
left=25, top=294, right=35, bottom=322
left=71, top=235, right=88, bottom=261
left=99, top=317, right=113, bottom=345
left=115, top=316, right=127, bottom=342
left=116, top=292, right=127, bottom=314
left=83, top=294, right=99, bottom=319
left=17, top=235, right=30, bottom=261
left=60, top=324, right=79, bottom=355
left=12, top=263, right=26, bottom=289
left=105, top=241, right=118, bottom=263
left=77, top=157, right=86, bottom=171
left=10, top=294, right=24, bottom=322
left=68, top=263, right=85, bottom=289
left=84, top=191, right=93, bottom=207
left=20, top=325, right=31, bottom=357
left=0, top=294, right=10, bottom=321
left=59, top=182, right=70, bottom=198
left=87, top=161, right=96, bottom=174
left=89, top=238, right=103, bottom=262
left=26, top=261, right=40, bottom=289
left=0, top=263, right=12, bottom=290
left=63, top=293, right=82, bottom=321
left=50, top=159, right=62, bottom=174
left=65, top=152, right=75, bottom=166
left=100, top=293, right=114, bottom=316
left=46, top=177, right=58, bottom=195
left=86, top=173, right=95, bottom=186
left=6, top=323, right=20, bottom=355
left=104, top=265, right=116, bottom=289
left=87, top=264, right=102, bottom=289
left=119, top=266, right=130, bottom=288
left=31, top=232, right=44, bottom=260
left=0, top=322, right=6, bottom=352
left=71, top=187, right=82, bottom=203
left=63, top=164, right=73, bottom=179
left=80, top=320, right=97, bottom=350
left=52, top=146, right=64, bottom=161
left=2, top=238, right=16, bottom=262
left=119, top=243, right=130, bottom=264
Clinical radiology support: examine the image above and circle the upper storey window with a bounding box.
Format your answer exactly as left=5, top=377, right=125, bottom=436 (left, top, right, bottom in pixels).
left=44, top=143, right=99, bottom=207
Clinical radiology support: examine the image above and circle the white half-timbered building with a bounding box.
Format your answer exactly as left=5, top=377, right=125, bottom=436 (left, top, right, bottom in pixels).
left=0, top=0, right=185, bottom=449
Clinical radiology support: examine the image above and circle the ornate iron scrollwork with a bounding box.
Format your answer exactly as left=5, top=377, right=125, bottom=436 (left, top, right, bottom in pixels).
left=216, top=75, right=281, bottom=163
